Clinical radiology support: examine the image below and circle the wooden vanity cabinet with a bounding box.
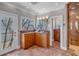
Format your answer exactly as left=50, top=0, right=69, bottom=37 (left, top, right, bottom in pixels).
left=21, top=33, right=35, bottom=49
left=20, top=31, right=50, bottom=49
left=35, top=32, right=50, bottom=48
left=35, top=33, right=42, bottom=47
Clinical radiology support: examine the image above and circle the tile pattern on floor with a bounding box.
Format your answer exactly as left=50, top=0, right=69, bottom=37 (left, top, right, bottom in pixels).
left=53, top=41, right=60, bottom=48
left=4, top=45, right=77, bottom=56
left=69, top=44, right=79, bottom=56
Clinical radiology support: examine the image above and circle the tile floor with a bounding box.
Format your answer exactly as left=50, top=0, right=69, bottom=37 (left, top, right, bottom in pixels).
left=69, top=44, right=79, bottom=56
left=4, top=45, right=76, bottom=56
left=53, top=41, right=60, bottom=48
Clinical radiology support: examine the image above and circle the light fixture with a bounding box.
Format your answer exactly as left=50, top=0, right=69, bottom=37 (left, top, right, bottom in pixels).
left=42, top=17, right=45, bottom=19
left=46, top=16, right=48, bottom=19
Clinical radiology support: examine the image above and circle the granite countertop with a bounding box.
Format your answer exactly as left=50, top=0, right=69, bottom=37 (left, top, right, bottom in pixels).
left=20, top=30, right=49, bottom=34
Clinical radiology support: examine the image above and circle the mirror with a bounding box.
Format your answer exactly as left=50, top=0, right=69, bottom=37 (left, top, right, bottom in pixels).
left=75, top=16, right=79, bottom=32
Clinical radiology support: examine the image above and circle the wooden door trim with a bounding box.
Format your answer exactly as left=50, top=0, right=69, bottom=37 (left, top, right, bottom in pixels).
left=67, top=2, right=70, bottom=49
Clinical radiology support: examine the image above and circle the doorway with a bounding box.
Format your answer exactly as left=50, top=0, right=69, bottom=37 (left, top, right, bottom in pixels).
left=53, top=29, right=60, bottom=48
left=52, top=16, right=63, bottom=49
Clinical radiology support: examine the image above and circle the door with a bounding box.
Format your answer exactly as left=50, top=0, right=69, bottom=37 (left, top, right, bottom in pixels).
left=53, top=29, right=60, bottom=48
left=52, top=15, right=64, bottom=49
left=54, top=29, right=60, bottom=42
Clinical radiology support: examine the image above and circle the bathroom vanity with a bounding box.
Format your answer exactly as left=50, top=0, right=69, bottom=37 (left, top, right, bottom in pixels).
left=20, top=31, right=50, bottom=49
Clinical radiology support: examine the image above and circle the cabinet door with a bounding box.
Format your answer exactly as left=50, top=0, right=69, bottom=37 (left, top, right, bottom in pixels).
left=35, top=32, right=50, bottom=48
left=41, top=33, right=47, bottom=48
left=28, top=33, right=34, bottom=46
left=25, top=34, right=31, bottom=48
left=41, top=32, right=50, bottom=48
left=35, top=33, right=42, bottom=46
left=24, top=33, right=34, bottom=49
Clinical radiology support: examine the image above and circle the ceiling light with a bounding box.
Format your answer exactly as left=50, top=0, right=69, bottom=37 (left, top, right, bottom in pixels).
left=46, top=16, right=48, bottom=19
